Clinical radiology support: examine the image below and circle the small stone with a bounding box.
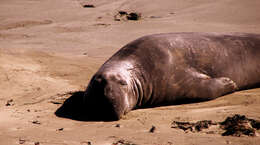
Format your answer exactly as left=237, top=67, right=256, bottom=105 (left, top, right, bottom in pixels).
left=83, top=4, right=95, bottom=8
left=118, top=11, right=127, bottom=15
left=114, top=11, right=141, bottom=21
left=149, top=125, right=156, bottom=133
left=115, top=124, right=120, bottom=128
left=34, top=142, right=40, bottom=145
left=19, top=138, right=26, bottom=144
left=57, top=128, right=64, bottom=131
left=127, top=13, right=141, bottom=20
left=6, top=99, right=14, bottom=106
left=32, top=120, right=41, bottom=125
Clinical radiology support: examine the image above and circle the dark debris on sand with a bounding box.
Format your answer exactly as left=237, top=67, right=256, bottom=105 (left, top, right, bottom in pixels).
left=32, top=120, right=41, bottom=125
left=114, top=11, right=141, bottom=21
left=6, top=99, right=14, bottom=106
left=171, top=114, right=260, bottom=137
left=171, top=120, right=216, bottom=132
left=220, top=114, right=260, bottom=136
left=149, top=125, right=156, bottom=133
left=112, top=139, right=137, bottom=145
left=19, top=138, right=26, bottom=144
left=82, top=4, right=95, bottom=8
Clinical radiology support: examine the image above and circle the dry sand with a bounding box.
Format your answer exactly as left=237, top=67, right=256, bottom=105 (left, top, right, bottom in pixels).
left=0, top=0, right=260, bottom=144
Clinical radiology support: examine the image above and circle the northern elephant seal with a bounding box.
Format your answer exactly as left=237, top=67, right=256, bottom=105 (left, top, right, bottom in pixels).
left=83, top=32, right=260, bottom=120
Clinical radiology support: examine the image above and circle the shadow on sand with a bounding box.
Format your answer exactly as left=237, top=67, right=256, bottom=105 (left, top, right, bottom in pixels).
left=55, top=91, right=117, bottom=121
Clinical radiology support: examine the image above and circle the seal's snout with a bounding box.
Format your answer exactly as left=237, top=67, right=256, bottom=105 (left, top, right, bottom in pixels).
left=102, top=82, right=126, bottom=120
left=86, top=75, right=127, bottom=121
left=97, top=96, right=122, bottom=121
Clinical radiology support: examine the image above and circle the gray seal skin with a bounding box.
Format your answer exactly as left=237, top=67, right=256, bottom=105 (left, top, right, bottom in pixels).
left=84, top=32, right=260, bottom=120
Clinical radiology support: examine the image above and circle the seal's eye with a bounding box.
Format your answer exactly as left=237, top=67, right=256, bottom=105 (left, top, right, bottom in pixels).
left=95, top=77, right=102, bottom=83
left=118, top=80, right=127, bottom=86
left=94, top=75, right=107, bottom=86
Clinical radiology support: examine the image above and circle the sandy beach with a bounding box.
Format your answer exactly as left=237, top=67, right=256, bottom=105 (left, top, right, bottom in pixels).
left=1, top=0, right=260, bottom=144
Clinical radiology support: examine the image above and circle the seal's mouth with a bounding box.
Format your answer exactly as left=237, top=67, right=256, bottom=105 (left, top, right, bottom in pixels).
left=83, top=80, right=125, bottom=121
left=93, top=96, right=122, bottom=121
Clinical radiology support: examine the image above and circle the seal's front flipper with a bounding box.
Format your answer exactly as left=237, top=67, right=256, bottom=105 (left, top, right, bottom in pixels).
left=184, top=71, right=238, bottom=101
left=212, top=77, right=238, bottom=96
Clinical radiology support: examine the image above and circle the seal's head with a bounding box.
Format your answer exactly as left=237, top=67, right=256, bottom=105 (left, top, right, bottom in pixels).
left=84, top=61, right=137, bottom=120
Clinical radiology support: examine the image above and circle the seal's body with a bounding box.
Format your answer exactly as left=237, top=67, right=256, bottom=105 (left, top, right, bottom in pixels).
left=84, top=32, right=260, bottom=120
